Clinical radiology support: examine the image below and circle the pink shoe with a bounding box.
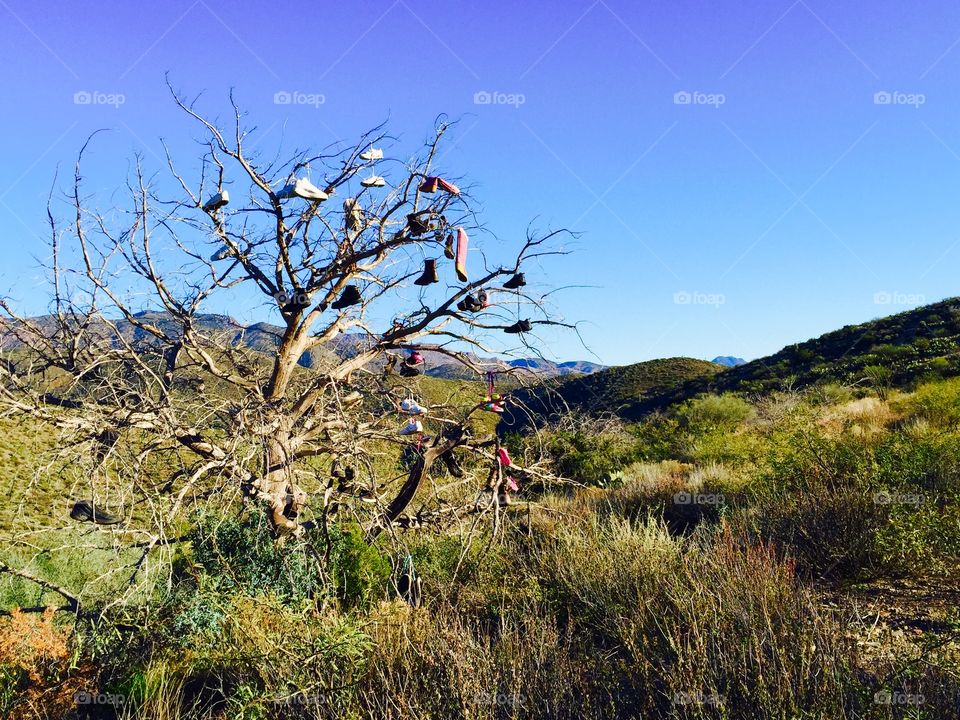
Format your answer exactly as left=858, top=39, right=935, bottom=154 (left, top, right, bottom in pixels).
left=497, top=447, right=512, bottom=467
left=455, top=227, right=469, bottom=283
left=436, top=178, right=460, bottom=195
left=506, top=476, right=519, bottom=492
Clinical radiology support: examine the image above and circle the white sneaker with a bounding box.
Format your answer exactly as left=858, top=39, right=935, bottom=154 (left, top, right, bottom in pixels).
left=278, top=177, right=329, bottom=201
left=400, top=399, right=427, bottom=415
left=210, top=243, right=233, bottom=261
left=399, top=419, right=423, bottom=436
left=359, top=147, right=383, bottom=161
left=203, top=190, right=229, bottom=212
left=361, top=175, right=386, bottom=188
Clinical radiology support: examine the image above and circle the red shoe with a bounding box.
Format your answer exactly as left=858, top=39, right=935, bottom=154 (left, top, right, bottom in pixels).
left=497, top=447, right=512, bottom=466
left=419, top=176, right=439, bottom=193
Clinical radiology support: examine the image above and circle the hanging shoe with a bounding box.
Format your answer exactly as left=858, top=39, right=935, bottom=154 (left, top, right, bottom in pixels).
left=210, top=243, right=233, bottom=262
left=443, top=232, right=455, bottom=260
left=399, top=419, right=424, bottom=436
left=436, top=178, right=460, bottom=195
left=70, top=499, right=122, bottom=525
left=344, top=198, right=364, bottom=232
left=400, top=398, right=427, bottom=415
left=359, top=147, right=384, bottom=161
left=503, top=272, right=526, bottom=290
left=203, top=190, right=229, bottom=212
left=456, top=293, right=483, bottom=313
left=497, top=447, right=513, bottom=467
left=506, top=476, right=519, bottom=492
left=499, top=492, right=513, bottom=506
left=331, top=284, right=362, bottom=309
left=504, top=319, right=532, bottom=334
left=399, top=363, right=422, bottom=377
left=361, top=175, right=386, bottom=188
left=279, top=177, right=329, bottom=201
left=407, top=350, right=424, bottom=366
left=442, top=451, right=464, bottom=477
left=414, top=258, right=439, bottom=286
left=455, top=227, right=469, bottom=282
left=477, top=289, right=489, bottom=308
left=418, top=176, right=439, bottom=193
left=406, top=213, right=433, bottom=237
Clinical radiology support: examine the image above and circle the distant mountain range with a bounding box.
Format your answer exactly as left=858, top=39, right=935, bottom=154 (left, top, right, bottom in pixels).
left=0, top=311, right=605, bottom=380
left=711, top=356, right=746, bottom=367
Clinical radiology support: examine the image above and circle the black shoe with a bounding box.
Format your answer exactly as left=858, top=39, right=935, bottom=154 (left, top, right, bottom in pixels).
left=504, top=319, right=532, bottom=334
left=331, top=460, right=346, bottom=479
left=456, top=293, right=483, bottom=313
left=400, top=363, right=422, bottom=377
left=414, top=258, right=439, bottom=286
left=503, top=272, right=526, bottom=290
left=442, top=452, right=464, bottom=478
left=407, top=213, right=433, bottom=237
left=331, top=284, right=362, bottom=309
left=70, top=500, right=122, bottom=525
left=443, top=232, right=455, bottom=260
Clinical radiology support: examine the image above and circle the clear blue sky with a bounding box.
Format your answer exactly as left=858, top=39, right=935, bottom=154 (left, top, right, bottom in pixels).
left=1, top=0, right=959, bottom=365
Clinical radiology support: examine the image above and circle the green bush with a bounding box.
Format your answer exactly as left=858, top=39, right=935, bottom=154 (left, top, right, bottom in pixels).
left=185, top=513, right=324, bottom=602
left=543, top=419, right=642, bottom=485
left=327, top=524, right=391, bottom=609
left=675, top=393, right=755, bottom=434
left=896, top=375, right=960, bottom=427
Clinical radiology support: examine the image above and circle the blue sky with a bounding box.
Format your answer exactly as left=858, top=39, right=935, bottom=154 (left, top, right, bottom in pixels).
left=1, top=0, right=960, bottom=365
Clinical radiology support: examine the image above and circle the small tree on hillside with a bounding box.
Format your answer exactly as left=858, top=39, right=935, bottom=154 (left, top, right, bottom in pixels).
left=0, top=85, right=573, bottom=602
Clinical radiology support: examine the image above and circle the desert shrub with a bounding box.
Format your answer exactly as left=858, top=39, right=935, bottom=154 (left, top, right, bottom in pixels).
left=628, top=411, right=683, bottom=461
left=675, top=393, right=755, bottom=434
left=542, top=417, right=642, bottom=485
left=895, top=375, right=960, bottom=428
left=326, top=524, right=391, bottom=610
left=185, top=512, right=324, bottom=603
left=0, top=608, right=73, bottom=719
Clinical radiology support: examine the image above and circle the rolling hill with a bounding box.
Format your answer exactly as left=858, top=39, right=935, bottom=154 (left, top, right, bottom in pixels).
left=507, top=297, right=960, bottom=425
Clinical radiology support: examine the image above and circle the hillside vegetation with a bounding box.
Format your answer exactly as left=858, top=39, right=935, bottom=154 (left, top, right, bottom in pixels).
left=2, top=303, right=960, bottom=719
left=515, top=297, right=960, bottom=425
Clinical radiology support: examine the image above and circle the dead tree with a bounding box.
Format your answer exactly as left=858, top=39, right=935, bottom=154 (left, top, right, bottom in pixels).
left=0, top=86, right=573, bottom=595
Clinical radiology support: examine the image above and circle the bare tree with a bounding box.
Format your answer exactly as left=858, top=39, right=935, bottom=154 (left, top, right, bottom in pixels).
left=0, top=86, right=573, bottom=600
